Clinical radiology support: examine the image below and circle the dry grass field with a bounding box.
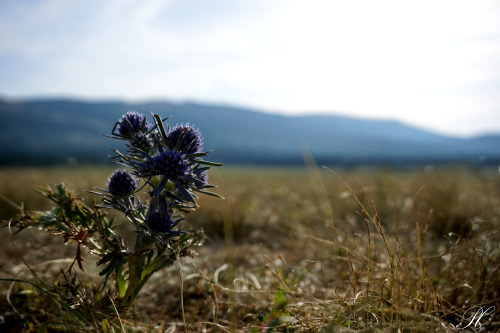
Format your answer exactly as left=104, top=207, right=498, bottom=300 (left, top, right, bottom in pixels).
left=0, top=165, right=499, bottom=332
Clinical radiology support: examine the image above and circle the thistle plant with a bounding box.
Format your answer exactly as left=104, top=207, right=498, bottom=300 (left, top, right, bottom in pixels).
left=6, top=111, right=221, bottom=322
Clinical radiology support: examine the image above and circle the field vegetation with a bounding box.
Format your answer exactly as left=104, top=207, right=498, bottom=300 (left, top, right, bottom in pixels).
left=0, top=165, right=499, bottom=332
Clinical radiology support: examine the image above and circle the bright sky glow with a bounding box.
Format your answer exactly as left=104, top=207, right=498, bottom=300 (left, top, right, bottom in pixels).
left=1, top=0, right=500, bottom=136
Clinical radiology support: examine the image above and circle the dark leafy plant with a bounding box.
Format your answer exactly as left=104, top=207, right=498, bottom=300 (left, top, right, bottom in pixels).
left=5, top=111, right=222, bottom=324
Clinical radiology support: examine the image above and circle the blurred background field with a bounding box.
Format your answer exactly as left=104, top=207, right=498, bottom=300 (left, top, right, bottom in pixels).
left=3, top=165, right=500, bottom=238
left=1, top=165, right=499, bottom=331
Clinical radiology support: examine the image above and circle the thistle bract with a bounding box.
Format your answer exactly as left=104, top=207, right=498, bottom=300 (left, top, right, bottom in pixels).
left=167, top=124, right=203, bottom=154
left=117, top=111, right=149, bottom=138
left=107, top=170, right=138, bottom=197
left=179, top=168, right=208, bottom=190
left=194, top=169, right=208, bottom=184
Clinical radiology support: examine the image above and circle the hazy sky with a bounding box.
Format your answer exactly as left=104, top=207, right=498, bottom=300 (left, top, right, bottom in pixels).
left=1, top=0, right=500, bottom=137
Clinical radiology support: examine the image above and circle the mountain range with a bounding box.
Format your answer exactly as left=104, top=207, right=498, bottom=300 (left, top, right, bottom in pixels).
left=1, top=98, right=499, bottom=167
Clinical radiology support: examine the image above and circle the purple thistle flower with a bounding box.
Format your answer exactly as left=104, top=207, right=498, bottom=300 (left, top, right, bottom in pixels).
left=152, top=150, right=190, bottom=183
left=108, top=170, right=138, bottom=197
left=167, top=124, right=203, bottom=154
left=146, top=209, right=175, bottom=233
left=117, top=111, right=149, bottom=138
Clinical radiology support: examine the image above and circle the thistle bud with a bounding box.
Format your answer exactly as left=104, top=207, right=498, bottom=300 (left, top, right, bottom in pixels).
left=131, top=132, right=154, bottom=153
left=107, top=170, right=138, bottom=197
left=117, top=111, right=149, bottom=138
left=167, top=124, right=203, bottom=154
left=146, top=209, right=175, bottom=233
left=152, top=151, right=189, bottom=183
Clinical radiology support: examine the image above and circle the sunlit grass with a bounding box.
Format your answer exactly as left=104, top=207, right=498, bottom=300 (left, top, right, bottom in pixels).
left=1, top=165, right=499, bottom=331
left=0, top=166, right=115, bottom=220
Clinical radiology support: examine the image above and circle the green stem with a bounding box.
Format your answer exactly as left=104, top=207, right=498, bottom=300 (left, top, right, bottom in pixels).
left=120, top=232, right=148, bottom=309
left=119, top=256, right=139, bottom=308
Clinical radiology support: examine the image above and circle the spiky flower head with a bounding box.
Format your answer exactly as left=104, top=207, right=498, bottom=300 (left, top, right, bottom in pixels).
left=152, top=150, right=190, bottom=183
left=167, top=124, right=203, bottom=154
left=117, top=111, right=149, bottom=138
left=146, top=209, right=175, bottom=233
left=107, top=170, right=138, bottom=197
left=131, top=132, right=154, bottom=153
